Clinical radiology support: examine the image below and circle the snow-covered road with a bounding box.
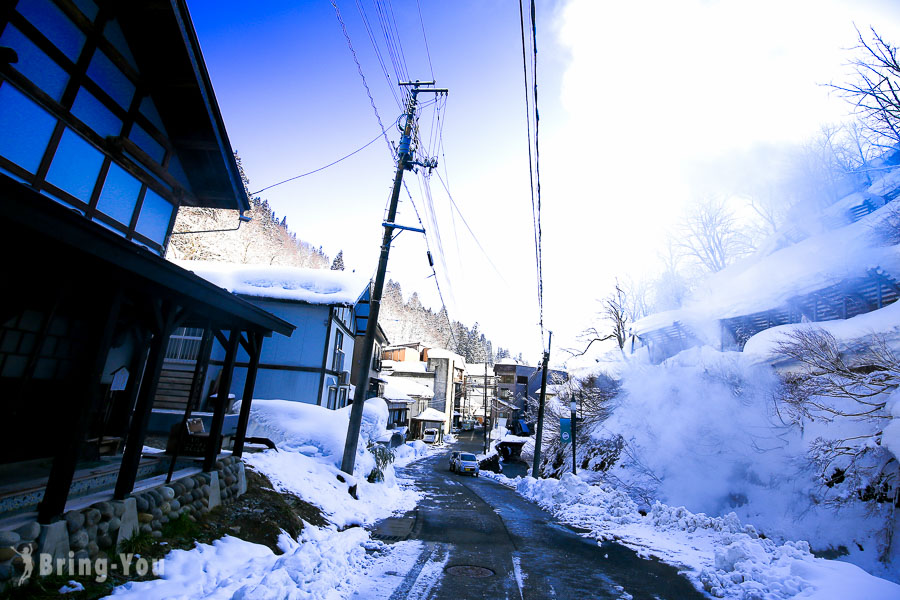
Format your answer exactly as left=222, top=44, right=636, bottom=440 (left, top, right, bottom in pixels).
left=355, top=432, right=703, bottom=599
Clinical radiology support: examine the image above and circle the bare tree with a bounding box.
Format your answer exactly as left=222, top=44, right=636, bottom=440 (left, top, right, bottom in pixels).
left=676, top=196, right=753, bottom=273
left=775, top=329, right=898, bottom=515
left=569, top=280, right=632, bottom=356
left=830, top=27, right=900, bottom=148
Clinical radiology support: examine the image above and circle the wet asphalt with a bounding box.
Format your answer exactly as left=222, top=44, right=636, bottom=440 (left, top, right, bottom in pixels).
left=368, top=428, right=708, bottom=600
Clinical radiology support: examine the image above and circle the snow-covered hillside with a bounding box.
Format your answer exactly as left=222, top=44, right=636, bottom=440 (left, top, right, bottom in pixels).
left=557, top=164, right=900, bottom=588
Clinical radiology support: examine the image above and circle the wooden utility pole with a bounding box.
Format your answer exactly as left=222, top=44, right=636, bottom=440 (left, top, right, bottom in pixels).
left=531, top=332, right=551, bottom=478
left=341, top=81, right=448, bottom=475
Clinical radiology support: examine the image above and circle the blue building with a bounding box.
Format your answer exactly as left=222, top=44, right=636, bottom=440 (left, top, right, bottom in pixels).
left=182, top=262, right=371, bottom=409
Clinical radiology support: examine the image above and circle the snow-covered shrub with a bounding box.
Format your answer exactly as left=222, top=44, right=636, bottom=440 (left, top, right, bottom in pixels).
left=775, top=329, right=899, bottom=512
left=366, top=444, right=394, bottom=483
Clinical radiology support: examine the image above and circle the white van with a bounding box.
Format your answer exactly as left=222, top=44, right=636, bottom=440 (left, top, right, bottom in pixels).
left=423, top=428, right=439, bottom=443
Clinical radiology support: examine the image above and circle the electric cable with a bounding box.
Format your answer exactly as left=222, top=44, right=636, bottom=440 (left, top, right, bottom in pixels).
left=330, top=0, right=396, bottom=159
left=250, top=118, right=400, bottom=195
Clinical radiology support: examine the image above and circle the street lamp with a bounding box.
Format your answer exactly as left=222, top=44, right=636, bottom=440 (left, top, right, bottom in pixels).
left=570, top=398, right=577, bottom=475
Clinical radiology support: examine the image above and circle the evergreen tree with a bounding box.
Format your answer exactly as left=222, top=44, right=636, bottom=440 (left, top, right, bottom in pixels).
left=331, top=250, right=345, bottom=271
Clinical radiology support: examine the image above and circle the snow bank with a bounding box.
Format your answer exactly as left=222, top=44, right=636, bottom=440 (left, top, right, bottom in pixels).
left=562, top=348, right=899, bottom=583
left=496, top=473, right=900, bottom=600
left=109, top=397, right=430, bottom=598
left=174, top=260, right=368, bottom=306
left=109, top=527, right=386, bottom=599
left=241, top=398, right=387, bottom=475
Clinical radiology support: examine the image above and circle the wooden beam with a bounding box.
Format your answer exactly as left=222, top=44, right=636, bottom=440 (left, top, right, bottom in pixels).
left=39, top=291, right=123, bottom=522
left=203, top=330, right=240, bottom=471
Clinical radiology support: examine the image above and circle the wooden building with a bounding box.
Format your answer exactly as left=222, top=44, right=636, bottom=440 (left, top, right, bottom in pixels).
left=0, top=0, right=293, bottom=524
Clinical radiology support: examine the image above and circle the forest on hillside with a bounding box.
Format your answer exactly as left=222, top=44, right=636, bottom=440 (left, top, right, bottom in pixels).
left=380, top=279, right=516, bottom=365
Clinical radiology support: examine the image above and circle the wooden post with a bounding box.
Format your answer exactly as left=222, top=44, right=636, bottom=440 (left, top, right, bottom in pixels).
left=38, top=292, right=122, bottom=523
left=115, top=301, right=180, bottom=500
left=166, top=326, right=213, bottom=483
left=232, top=331, right=263, bottom=458
left=203, top=330, right=239, bottom=471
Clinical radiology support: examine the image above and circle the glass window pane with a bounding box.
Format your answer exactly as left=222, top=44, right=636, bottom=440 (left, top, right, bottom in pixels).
left=15, top=0, right=86, bottom=62
left=96, top=162, right=141, bottom=225
left=45, top=128, right=104, bottom=201
left=135, top=188, right=173, bottom=244
left=86, top=50, right=134, bottom=109
left=128, top=124, right=165, bottom=163
left=0, top=25, right=69, bottom=100
left=102, top=19, right=137, bottom=71
left=71, top=87, right=122, bottom=138
left=139, top=96, right=166, bottom=133
left=0, top=82, right=57, bottom=173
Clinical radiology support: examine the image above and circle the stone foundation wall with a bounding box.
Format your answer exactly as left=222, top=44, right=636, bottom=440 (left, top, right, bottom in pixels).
left=0, top=456, right=246, bottom=588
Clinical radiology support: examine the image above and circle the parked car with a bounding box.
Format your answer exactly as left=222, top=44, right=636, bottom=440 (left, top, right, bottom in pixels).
left=423, top=428, right=439, bottom=443
left=461, top=421, right=474, bottom=431
left=454, top=452, right=480, bottom=476
left=448, top=451, right=460, bottom=472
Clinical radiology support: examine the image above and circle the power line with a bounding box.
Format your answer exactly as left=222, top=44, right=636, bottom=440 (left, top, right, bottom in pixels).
left=354, top=0, right=402, bottom=109
left=330, top=0, right=396, bottom=159
left=434, top=171, right=509, bottom=285
left=415, top=0, right=435, bottom=81
left=403, top=181, right=456, bottom=350
left=519, top=0, right=545, bottom=347
left=250, top=119, right=399, bottom=195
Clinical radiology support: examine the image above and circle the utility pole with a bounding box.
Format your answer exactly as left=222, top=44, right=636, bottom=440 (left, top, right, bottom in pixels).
left=483, top=361, right=488, bottom=454
left=570, top=396, right=577, bottom=475
left=341, top=81, right=448, bottom=475
left=531, top=332, right=551, bottom=478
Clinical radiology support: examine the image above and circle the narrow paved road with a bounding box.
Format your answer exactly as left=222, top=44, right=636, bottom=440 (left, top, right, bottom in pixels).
left=362, top=429, right=706, bottom=600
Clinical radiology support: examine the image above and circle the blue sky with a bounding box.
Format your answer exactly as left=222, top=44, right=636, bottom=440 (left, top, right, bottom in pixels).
left=189, top=0, right=900, bottom=363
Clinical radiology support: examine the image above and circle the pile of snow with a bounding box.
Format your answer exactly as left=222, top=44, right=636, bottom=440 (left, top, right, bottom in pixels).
left=110, top=528, right=385, bottom=599
left=174, top=260, right=368, bottom=305
left=558, top=348, right=899, bottom=583
left=487, top=472, right=900, bottom=600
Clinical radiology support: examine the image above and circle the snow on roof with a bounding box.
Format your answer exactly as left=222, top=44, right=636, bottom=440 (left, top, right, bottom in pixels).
left=411, top=407, right=447, bottom=421
left=496, top=357, right=520, bottom=365
left=383, top=375, right=433, bottom=399
left=172, top=260, right=369, bottom=306
left=742, top=299, right=900, bottom=361
left=387, top=361, right=430, bottom=374
left=427, top=347, right=464, bottom=362
left=631, top=203, right=900, bottom=338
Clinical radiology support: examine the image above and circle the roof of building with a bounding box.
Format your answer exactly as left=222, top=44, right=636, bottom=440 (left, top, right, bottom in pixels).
left=174, top=261, right=370, bottom=306
left=118, top=1, right=249, bottom=211
left=411, top=407, right=447, bottom=422
left=383, top=376, right=433, bottom=399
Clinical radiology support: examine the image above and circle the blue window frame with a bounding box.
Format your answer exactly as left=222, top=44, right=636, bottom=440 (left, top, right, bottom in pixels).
left=135, top=188, right=174, bottom=244
left=45, top=128, right=104, bottom=201
left=96, top=162, right=142, bottom=226
left=71, top=87, right=122, bottom=138
left=15, top=0, right=86, bottom=62
left=0, top=82, right=57, bottom=174
left=86, top=49, right=135, bottom=109
left=0, top=25, right=69, bottom=101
